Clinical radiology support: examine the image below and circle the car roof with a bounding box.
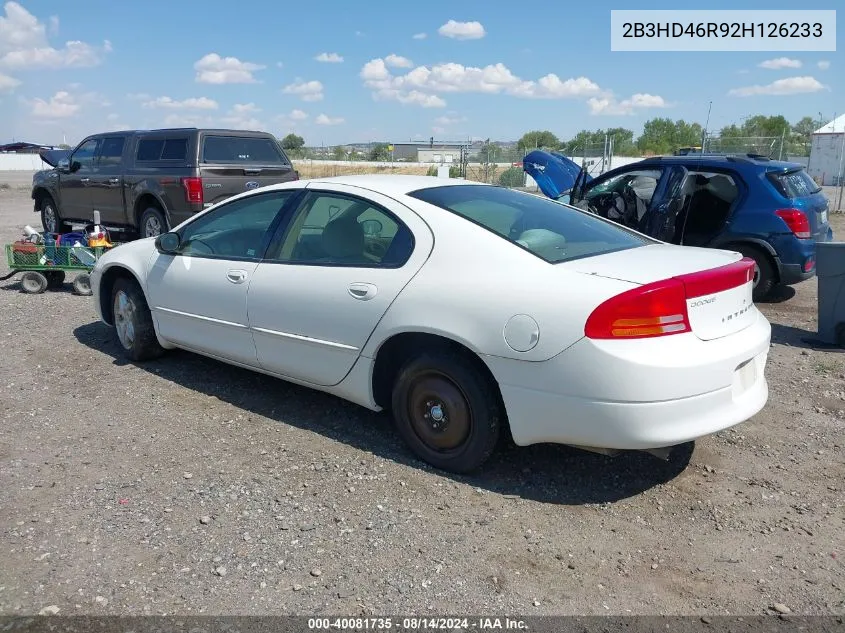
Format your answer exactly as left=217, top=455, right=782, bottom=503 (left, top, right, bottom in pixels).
left=637, top=154, right=803, bottom=171
left=305, top=174, right=487, bottom=197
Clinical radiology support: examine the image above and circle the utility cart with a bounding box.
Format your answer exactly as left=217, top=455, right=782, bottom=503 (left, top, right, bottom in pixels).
left=1, top=238, right=110, bottom=295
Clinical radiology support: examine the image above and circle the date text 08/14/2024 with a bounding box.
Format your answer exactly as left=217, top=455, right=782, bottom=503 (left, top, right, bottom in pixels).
left=307, top=617, right=528, bottom=630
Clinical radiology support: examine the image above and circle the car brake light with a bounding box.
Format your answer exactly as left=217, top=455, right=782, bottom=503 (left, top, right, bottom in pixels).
left=775, top=208, right=810, bottom=238
left=585, top=278, right=691, bottom=339
left=181, top=177, right=204, bottom=204
left=585, top=258, right=756, bottom=340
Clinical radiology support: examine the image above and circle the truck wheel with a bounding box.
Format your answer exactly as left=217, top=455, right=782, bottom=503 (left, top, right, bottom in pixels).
left=140, top=206, right=167, bottom=238
left=40, top=196, right=71, bottom=234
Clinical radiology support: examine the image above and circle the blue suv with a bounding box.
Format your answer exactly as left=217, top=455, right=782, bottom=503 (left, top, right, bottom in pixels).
left=524, top=152, right=834, bottom=301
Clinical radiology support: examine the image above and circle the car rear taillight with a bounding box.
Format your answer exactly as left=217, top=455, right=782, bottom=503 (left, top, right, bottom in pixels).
left=585, top=258, right=755, bottom=340
left=775, top=208, right=810, bottom=238
left=181, top=177, right=204, bottom=204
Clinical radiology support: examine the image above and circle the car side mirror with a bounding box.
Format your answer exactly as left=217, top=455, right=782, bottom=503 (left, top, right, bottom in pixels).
left=57, top=158, right=70, bottom=172
left=70, top=160, right=82, bottom=173
left=155, top=231, right=181, bottom=253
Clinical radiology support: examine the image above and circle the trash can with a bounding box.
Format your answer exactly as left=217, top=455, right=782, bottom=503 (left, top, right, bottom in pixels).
left=816, top=241, right=845, bottom=348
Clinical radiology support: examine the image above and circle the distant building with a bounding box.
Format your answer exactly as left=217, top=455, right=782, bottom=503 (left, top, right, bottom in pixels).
left=391, top=141, right=468, bottom=162
left=807, top=114, right=845, bottom=186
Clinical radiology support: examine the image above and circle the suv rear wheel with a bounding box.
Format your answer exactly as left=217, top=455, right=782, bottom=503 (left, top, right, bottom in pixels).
left=735, top=244, right=776, bottom=302
left=140, top=206, right=167, bottom=238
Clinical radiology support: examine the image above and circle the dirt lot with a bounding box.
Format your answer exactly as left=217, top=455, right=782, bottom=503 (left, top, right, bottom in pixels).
left=0, top=175, right=843, bottom=617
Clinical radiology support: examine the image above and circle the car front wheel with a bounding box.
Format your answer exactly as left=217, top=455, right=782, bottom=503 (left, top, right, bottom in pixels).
left=111, top=278, right=164, bottom=361
left=391, top=350, right=502, bottom=473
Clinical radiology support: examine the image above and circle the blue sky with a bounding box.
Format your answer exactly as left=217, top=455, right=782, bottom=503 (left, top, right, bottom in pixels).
left=0, top=0, right=841, bottom=146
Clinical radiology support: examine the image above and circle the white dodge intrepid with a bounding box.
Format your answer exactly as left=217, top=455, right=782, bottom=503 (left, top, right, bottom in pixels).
left=91, top=175, right=771, bottom=472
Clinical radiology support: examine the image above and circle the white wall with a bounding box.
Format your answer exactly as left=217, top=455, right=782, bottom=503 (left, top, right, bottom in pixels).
left=807, top=133, right=845, bottom=186
left=0, top=154, right=50, bottom=170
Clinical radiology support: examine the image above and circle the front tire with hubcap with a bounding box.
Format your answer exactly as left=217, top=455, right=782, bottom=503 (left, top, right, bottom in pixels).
left=391, top=351, right=502, bottom=473
left=40, top=196, right=71, bottom=234
left=139, top=206, right=167, bottom=238
left=111, top=278, right=164, bottom=361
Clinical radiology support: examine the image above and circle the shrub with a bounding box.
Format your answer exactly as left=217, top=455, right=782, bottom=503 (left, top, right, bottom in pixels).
left=498, top=166, right=524, bottom=187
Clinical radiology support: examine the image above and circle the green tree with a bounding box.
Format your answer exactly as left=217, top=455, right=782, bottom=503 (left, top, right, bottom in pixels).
left=517, top=130, right=560, bottom=152
left=478, top=140, right=501, bottom=163
left=789, top=116, right=816, bottom=156
left=332, top=145, right=347, bottom=160
left=367, top=143, right=390, bottom=161
left=281, top=133, right=305, bottom=151
left=636, top=118, right=703, bottom=155
left=563, top=128, right=637, bottom=156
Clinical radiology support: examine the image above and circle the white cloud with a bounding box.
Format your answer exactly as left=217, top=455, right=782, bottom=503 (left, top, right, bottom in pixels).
left=360, top=57, right=601, bottom=108
left=162, top=113, right=214, bottom=128
left=47, top=15, right=58, bottom=35
left=385, top=54, right=413, bottom=68
left=193, top=53, right=265, bottom=84
left=282, top=79, right=324, bottom=102
left=412, top=32, right=427, bottom=40
left=315, top=113, right=344, bottom=125
left=220, top=103, right=263, bottom=130
left=432, top=126, right=446, bottom=135
left=315, top=52, right=343, bottom=63
left=728, top=76, right=826, bottom=97
left=588, top=93, right=668, bottom=116
left=0, top=70, right=19, bottom=91
left=289, top=109, right=308, bottom=121
left=142, top=96, right=219, bottom=110
left=437, top=20, right=485, bottom=40
left=434, top=114, right=465, bottom=125
left=818, top=60, right=830, bottom=70
left=758, top=57, right=802, bottom=70
left=0, top=1, right=110, bottom=70
left=29, top=90, right=79, bottom=118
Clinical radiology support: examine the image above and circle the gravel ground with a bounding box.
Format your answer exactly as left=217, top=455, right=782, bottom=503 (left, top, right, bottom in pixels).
left=0, top=176, right=843, bottom=617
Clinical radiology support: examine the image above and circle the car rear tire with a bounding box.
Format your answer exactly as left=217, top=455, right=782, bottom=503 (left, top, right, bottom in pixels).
left=111, top=278, right=164, bottom=361
left=40, top=196, right=71, bottom=234
left=390, top=350, right=502, bottom=473
left=735, top=244, right=775, bottom=302
left=139, top=206, right=167, bottom=238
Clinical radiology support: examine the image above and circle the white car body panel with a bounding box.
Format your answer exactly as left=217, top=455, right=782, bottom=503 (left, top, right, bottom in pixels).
left=90, top=175, right=772, bottom=453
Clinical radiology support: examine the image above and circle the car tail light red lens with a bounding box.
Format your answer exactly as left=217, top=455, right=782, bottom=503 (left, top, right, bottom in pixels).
left=775, top=208, right=811, bottom=238
left=585, top=257, right=756, bottom=340
left=803, top=257, right=815, bottom=272
left=181, top=177, right=204, bottom=204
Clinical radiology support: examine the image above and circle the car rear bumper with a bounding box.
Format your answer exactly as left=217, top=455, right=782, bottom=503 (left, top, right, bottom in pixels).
left=779, top=261, right=815, bottom=285
left=485, top=311, right=771, bottom=449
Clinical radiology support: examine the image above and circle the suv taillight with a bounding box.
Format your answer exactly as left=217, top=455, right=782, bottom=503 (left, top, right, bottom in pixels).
left=585, top=258, right=755, bottom=340
left=775, top=208, right=810, bottom=238
left=181, top=177, right=204, bottom=204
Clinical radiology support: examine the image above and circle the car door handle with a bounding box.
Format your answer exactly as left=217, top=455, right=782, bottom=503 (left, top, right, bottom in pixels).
left=348, top=282, right=378, bottom=301
left=80, top=177, right=90, bottom=184
left=226, top=269, right=248, bottom=284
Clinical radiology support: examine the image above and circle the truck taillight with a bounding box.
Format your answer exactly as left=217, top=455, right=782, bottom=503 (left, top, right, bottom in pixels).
left=584, top=258, right=755, bottom=340
left=775, top=208, right=811, bottom=238
left=181, top=177, right=204, bottom=204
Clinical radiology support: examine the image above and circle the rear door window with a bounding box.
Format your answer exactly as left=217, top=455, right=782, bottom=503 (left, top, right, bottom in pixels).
left=201, top=135, right=290, bottom=165
left=136, top=137, right=189, bottom=162
left=97, top=136, right=126, bottom=167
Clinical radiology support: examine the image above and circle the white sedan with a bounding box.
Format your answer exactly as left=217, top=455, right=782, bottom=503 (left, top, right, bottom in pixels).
left=90, top=175, right=771, bottom=472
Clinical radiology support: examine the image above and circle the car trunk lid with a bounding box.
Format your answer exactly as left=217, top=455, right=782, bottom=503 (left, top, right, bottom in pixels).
left=565, top=244, right=755, bottom=341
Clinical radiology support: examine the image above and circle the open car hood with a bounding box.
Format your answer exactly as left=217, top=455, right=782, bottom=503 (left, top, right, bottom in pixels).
left=39, top=149, right=70, bottom=168
left=522, top=150, right=592, bottom=200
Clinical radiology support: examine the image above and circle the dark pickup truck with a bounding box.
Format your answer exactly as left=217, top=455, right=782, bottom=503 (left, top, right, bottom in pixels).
left=32, top=128, right=299, bottom=237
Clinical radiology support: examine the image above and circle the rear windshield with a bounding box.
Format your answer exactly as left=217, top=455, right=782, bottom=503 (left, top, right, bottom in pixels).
left=201, top=135, right=290, bottom=165
left=768, top=169, right=821, bottom=197
left=409, top=185, right=650, bottom=264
